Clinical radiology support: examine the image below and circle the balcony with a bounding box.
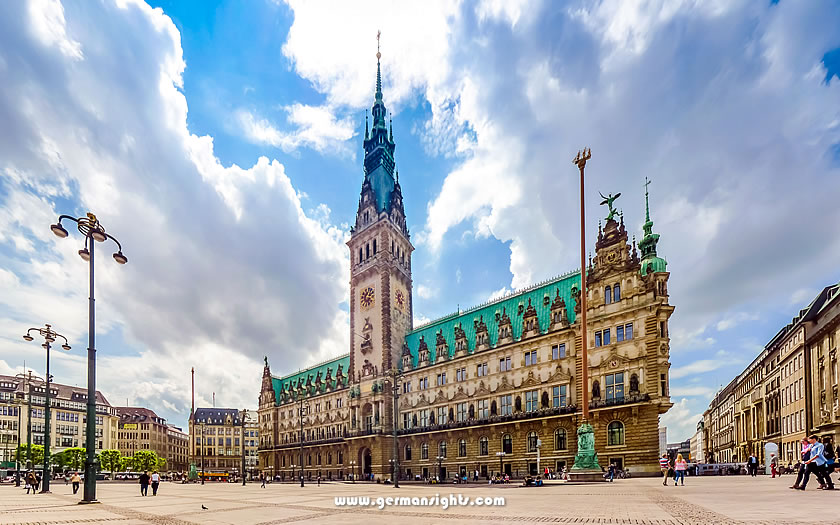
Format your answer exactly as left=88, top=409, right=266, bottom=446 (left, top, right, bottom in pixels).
left=397, top=404, right=579, bottom=437
left=589, top=393, right=650, bottom=409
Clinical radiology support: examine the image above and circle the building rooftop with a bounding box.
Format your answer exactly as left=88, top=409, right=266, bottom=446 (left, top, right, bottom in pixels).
left=0, top=374, right=110, bottom=406
left=270, top=354, right=350, bottom=405
left=193, top=407, right=242, bottom=425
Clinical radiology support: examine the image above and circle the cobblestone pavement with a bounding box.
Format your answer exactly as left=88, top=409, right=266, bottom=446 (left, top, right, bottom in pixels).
left=1, top=476, right=840, bottom=525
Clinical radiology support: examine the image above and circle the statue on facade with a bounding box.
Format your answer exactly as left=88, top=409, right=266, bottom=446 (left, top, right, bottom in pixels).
left=599, top=191, right=621, bottom=222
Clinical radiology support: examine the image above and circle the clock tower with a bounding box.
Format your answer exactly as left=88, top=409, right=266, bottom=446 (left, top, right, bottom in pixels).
left=347, top=45, right=413, bottom=382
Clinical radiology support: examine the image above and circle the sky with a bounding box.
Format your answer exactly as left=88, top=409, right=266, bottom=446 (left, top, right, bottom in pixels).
left=0, top=0, right=839, bottom=443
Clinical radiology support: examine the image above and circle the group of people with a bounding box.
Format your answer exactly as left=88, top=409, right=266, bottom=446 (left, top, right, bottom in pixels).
left=138, top=471, right=162, bottom=496
left=790, top=435, right=837, bottom=491
left=659, top=453, right=688, bottom=486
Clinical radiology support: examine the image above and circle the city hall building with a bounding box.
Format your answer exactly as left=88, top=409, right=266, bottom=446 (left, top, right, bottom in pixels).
left=257, top=53, right=674, bottom=481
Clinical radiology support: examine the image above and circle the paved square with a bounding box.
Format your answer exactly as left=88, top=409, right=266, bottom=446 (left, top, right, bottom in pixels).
left=1, top=476, right=839, bottom=525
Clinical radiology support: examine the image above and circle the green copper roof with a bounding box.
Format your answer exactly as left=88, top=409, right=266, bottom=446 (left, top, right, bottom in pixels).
left=403, top=271, right=580, bottom=367
left=639, top=177, right=665, bottom=275
left=270, top=354, right=350, bottom=405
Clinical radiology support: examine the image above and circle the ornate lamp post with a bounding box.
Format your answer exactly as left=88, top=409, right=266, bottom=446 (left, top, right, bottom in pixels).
left=200, top=423, right=205, bottom=485
left=15, top=399, right=23, bottom=486
left=22, top=324, right=71, bottom=493
left=297, top=389, right=307, bottom=487
left=436, top=455, right=444, bottom=482
left=383, top=368, right=401, bottom=488
left=349, top=460, right=356, bottom=483
left=496, top=451, right=506, bottom=478
left=51, top=212, right=126, bottom=503
left=14, top=371, right=44, bottom=472
left=570, top=148, right=601, bottom=477
left=240, top=409, right=247, bottom=486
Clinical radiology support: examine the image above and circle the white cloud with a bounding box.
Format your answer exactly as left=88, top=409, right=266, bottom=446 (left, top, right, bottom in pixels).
left=0, top=0, right=350, bottom=427
left=661, top=398, right=703, bottom=442
left=236, top=104, right=355, bottom=155
left=669, top=385, right=716, bottom=398
left=716, top=312, right=759, bottom=331
left=27, top=0, right=83, bottom=60
left=416, top=284, right=437, bottom=300
left=670, top=359, right=726, bottom=379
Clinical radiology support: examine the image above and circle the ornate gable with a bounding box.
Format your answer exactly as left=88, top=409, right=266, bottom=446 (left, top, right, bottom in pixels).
left=521, top=298, right=540, bottom=338
left=474, top=316, right=490, bottom=351
left=474, top=380, right=491, bottom=397
left=520, top=369, right=540, bottom=388
left=451, top=385, right=469, bottom=401
left=546, top=365, right=573, bottom=384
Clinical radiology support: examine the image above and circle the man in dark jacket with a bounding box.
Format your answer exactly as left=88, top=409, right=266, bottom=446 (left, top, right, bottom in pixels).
left=139, top=471, right=150, bottom=496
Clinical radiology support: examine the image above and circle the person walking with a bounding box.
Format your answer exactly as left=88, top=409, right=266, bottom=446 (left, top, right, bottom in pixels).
left=747, top=454, right=758, bottom=477
left=822, top=437, right=836, bottom=485
left=607, top=462, right=615, bottom=482
left=770, top=454, right=778, bottom=478
left=139, top=471, right=150, bottom=496
left=260, top=472, right=266, bottom=488
left=797, top=435, right=833, bottom=490
left=674, top=454, right=687, bottom=486
left=791, top=438, right=811, bottom=489
left=151, top=471, right=161, bottom=496
left=659, top=454, right=671, bottom=486
left=26, top=471, right=37, bottom=495
left=71, top=472, right=81, bottom=494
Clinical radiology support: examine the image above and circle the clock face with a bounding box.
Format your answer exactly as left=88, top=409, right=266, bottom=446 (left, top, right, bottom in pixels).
left=360, top=286, right=375, bottom=309
left=395, top=289, right=405, bottom=310
left=606, top=251, right=618, bottom=263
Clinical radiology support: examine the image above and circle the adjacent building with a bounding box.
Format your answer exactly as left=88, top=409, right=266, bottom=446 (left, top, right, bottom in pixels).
left=704, top=280, right=840, bottom=466
left=189, top=408, right=259, bottom=477
left=167, top=424, right=190, bottom=472
left=690, top=420, right=705, bottom=464
left=257, top=50, right=675, bottom=480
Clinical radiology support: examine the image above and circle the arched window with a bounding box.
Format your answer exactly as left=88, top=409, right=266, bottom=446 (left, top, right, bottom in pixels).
left=527, top=431, right=539, bottom=453
left=317, top=453, right=321, bottom=465
left=605, top=286, right=612, bottom=304
left=439, top=441, right=447, bottom=458
left=328, top=453, right=332, bottom=465
left=405, top=444, right=412, bottom=461
left=502, top=434, right=512, bottom=454
left=421, top=442, right=429, bottom=460
left=479, top=436, right=489, bottom=456
left=608, top=421, right=625, bottom=446
left=613, top=284, right=621, bottom=302
left=554, top=428, right=567, bottom=450
left=458, top=439, right=467, bottom=457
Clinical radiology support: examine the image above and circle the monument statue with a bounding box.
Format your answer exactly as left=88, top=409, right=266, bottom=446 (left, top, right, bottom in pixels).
left=599, top=191, right=621, bottom=221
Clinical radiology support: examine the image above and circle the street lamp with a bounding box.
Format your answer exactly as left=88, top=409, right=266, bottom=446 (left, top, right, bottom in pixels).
left=349, top=460, right=356, bottom=483
left=436, top=455, right=444, bottom=482
left=51, top=212, right=126, bottom=503
left=383, top=368, right=401, bottom=488
left=200, top=423, right=205, bottom=485
left=240, top=409, right=247, bottom=486
left=22, top=324, right=71, bottom=493
left=496, top=451, right=506, bottom=477
left=15, top=399, right=23, bottom=486
left=297, top=388, right=307, bottom=487
left=14, top=371, right=44, bottom=472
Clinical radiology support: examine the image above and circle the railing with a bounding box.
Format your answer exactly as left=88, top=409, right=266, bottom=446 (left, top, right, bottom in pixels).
left=589, top=393, right=650, bottom=409
left=397, top=404, right=579, bottom=436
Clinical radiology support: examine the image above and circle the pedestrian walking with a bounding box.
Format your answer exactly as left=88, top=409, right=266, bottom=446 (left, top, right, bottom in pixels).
left=674, top=454, right=687, bottom=486
left=151, top=471, right=161, bottom=496
left=71, top=472, right=81, bottom=494
left=747, top=454, right=758, bottom=477
left=770, top=454, right=778, bottom=478
left=26, top=471, right=37, bottom=495
left=139, top=471, right=150, bottom=496
left=791, top=439, right=810, bottom=489
left=797, top=435, right=834, bottom=490
left=260, top=472, right=266, bottom=488
left=317, top=474, right=321, bottom=486
left=659, top=454, right=670, bottom=486
left=607, top=463, right=615, bottom=482
left=822, top=437, right=836, bottom=484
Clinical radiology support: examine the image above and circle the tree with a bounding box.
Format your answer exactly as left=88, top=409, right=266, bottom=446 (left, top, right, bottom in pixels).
left=100, top=450, right=122, bottom=474
left=119, top=456, right=133, bottom=472
left=16, top=444, right=44, bottom=467
left=51, top=449, right=72, bottom=471
left=132, top=450, right=160, bottom=472
left=155, top=456, right=167, bottom=472
left=61, top=447, right=87, bottom=471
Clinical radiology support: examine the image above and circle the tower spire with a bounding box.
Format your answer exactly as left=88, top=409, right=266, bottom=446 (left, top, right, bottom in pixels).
left=644, top=176, right=652, bottom=223
left=639, top=177, right=666, bottom=275
left=376, top=30, right=382, bottom=100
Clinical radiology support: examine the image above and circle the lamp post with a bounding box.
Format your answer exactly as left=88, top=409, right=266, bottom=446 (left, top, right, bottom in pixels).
left=23, top=324, right=71, bottom=493
left=496, top=451, right=506, bottom=478
left=383, top=368, right=401, bottom=488
left=240, top=409, right=247, bottom=486
left=15, top=399, right=22, bottom=486
left=297, top=390, right=306, bottom=487
left=436, top=455, right=444, bottom=482
left=51, top=212, right=126, bottom=504
left=14, top=371, right=44, bottom=472
left=200, top=423, right=205, bottom=485
left=349, top=460, right=356, bottom=483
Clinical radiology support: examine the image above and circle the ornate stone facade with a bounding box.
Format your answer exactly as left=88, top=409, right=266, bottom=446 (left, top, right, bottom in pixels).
left=257, top=52, right=674, bottom=481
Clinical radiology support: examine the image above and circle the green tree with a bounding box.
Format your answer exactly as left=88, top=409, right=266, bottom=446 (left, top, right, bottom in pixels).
left=16, top=444, right=44, bottom=467
left=119, top=456, right=133, bottom=472
left=155, top=456, right=167, bottom=472
left=51, top=449, right=72, bottom=470
left=62, top=447, right=86, bottom=470
left=100, top=449, right=122, bottom=473
left=133, top=450, right=159, bottom=472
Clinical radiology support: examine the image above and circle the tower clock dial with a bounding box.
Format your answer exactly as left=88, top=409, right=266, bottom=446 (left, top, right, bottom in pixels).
left=360, top=286, right=375, bottom=309
left=395, top=289, right=405, bottom=311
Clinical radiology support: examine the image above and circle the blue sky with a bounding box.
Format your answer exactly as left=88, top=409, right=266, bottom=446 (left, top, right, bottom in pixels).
left=0, top=0, right=839, bottom=442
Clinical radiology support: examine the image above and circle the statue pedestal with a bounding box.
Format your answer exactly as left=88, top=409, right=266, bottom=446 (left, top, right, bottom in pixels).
left=569, top=421, right=604, bottom=483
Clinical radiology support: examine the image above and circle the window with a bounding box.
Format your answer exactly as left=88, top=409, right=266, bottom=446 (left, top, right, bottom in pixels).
left=439, top=441, right=447, bottom=458
left=608, top=421, right=625, bottom=446
left=421, top=442, right=429, bottom=459
left=419, top=377, right=429, bottom=390
left=525, top=390, right=538, bottom=412
left=476, top=362, right=488, bottom=377
left=477, top=399, right=489, bottom=419
left=437, top=406, right=447, bottom=424
left=606, top=373, right=624, bottom=400
left=616, top=325, right=624, bottom=342
left=456, top=402, right=468, bottom=422
left=595, top=331, right=602, bottom=347
left=605, top=286, right=612, bottom=304
left=625, top=323, right=633, bottom=340
left=660, top=374, right=667, bottom=396
left=525, top=350, right=537, bottom=366
left=436, top=373, right=447, bottom=386
left=552, top=385, right=567, bottom=407
left=499, top=356, right=512, bottom=372
left=552, top=344, right=566, bottom=360
left=419, top=409, right=429, bottom=427
left=479, top=436, right=489, bottom=456
left=502, top=434, right=512, bottom=454
left=554, top=428, right=567, bottom=450
left=403, top=382, right=412, bottom=394
left=456, top=367, right=467, bottom=382
left=405, top=445, right=412, bottom=461
left=403, top=413, right=411, bottom=429
left=614, top=284, right=620, bottom=302
left=660, top=321, right=666, bottom=338
left=527, top=431, right=539, bottom=452
left=500, top=395, right=513, bottom=416
left=603, top=329, right=611, bottom=345
left=458, top=439, right=467, bottom=457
